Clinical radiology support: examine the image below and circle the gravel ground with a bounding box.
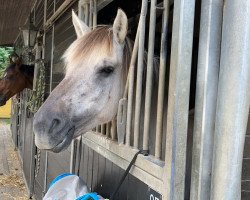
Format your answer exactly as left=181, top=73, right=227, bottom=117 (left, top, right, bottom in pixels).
left=0, top=119, right=29, bottom=200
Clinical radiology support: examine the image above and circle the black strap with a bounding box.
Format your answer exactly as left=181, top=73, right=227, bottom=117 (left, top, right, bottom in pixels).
left=109, top=149, right=149, bottom=200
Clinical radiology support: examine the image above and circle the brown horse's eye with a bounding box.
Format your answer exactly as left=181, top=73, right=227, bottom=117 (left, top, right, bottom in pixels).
left=99, top=66, right=114, bottom=76
left=5, top=75, right=14, bottom=80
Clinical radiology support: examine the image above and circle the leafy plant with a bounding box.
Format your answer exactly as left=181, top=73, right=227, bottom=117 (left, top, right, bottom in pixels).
left=0, top=47, right=13, bottom=77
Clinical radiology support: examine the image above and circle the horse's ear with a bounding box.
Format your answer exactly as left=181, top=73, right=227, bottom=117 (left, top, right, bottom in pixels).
left=9, top=56, right=14, bottom=64
left=9, top=53, right=21, bottom=65
left=16, top=57, right=22, bottom=65
left=72, top=10, right=90, bottom=38
left=113, top=9, right=128, bottom=44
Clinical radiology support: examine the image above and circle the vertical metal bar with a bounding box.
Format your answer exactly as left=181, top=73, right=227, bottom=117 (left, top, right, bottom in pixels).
left=190, top=0, right=223, bottom=199
left=78, top=1, right=85, bottom=20
left=30, top=1, right=47, bottom=198
left=44, top=0, right=54, bottom=196
left=43, top=151, right=48, bottom=195
left=125, top=21, right=140, bottom=146
left=92, top=0, right=97, bottom=29
left=49, top=30, right=54, bottom=92
left=143, top=0, right=157, bottom=150
left=70, top=143, right=74, bottom=173
left=111, top=119, right=117, bottom=140
left=106, top=122, right=111, bottom=138
left=164, top=0, right=195, bottom=199
left=155, top=0, right=169, bottom=159
left=41, top=1, right=47, bottom=195
left=210, top=1, right=250, bottom=199
left=29, top=44, right=43, bottom=198
left=84, top=4, right=89, bottom=24
left=89, top=0, right=93, bottom=28
left=70, top=139, right=77, bottom=173
left=133, top=0, right=148, bottom=148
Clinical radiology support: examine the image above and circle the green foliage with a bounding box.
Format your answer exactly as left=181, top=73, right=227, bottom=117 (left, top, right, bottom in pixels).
left=0, top=47, right=13, bottom=77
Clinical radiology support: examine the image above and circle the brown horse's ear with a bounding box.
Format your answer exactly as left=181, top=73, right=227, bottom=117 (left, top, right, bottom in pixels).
left=15, top=57, right=22, bottom=65
left=9, top=53, right=21, bottom=65
left=9, top=56, right=14, bottom=64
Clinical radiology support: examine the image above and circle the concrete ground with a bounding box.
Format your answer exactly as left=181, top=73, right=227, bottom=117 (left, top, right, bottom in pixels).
left=0, top=119, right=29, bottom=200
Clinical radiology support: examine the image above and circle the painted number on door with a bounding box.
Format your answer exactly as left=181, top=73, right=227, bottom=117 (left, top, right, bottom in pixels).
left=148, top=188, right=162, bottom=200
left=150, top=194, right=160, bottom=200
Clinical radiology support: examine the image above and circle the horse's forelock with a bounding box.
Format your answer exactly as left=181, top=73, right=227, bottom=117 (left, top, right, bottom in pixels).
left=63, top=26, right=113, bottom=71
left=63, top=26, right=132, bottom=77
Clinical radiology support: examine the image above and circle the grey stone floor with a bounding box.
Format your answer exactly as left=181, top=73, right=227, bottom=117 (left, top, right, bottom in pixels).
left=0, top=119, right=29, bottom=200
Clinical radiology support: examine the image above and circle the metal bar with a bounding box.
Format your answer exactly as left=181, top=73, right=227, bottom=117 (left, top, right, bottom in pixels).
left=43, top=1, right=54, bottom=196
left=210, top=1, right=250, bottom=199
left=117, top=98, right=128, bottom=144
left=89, top=0, right=93, bottom=28
left=133, top=0, right=148, bottom=148
left=70, top=145, right=75, bottom=173
left=93, top=0, right=97, bottom=28
left=111, top=119, right=117, bottom=140
left=142, top=0, right=157, bottom=150
left=78, top=1, right=85, bottom=20
left=106, top=122, right=111, bottom=138
left=29, top=44, right=43, bottom=198
left=84, top=4, right=89, bottom=24
left=155, top=0, right=169, bottom=159
left=125, top=20, right=140, bottom=146
left=70, top=139, right=78, bottom=173
left=49, top=24, right=55, bottom=93
left=190, top=0, right=223, bottom=199
left=164, top=0, right=196, bottom=199
left=43, top=151, right=48, bottom=196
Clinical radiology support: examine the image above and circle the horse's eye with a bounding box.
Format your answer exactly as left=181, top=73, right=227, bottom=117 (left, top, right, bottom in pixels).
left=99, top=66, right=114, bottom=75
left=6, top=76, right=14, bottom=80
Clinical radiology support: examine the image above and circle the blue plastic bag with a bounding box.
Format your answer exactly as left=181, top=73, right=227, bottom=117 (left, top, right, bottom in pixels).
left=43, top=173, right=89, bottom=200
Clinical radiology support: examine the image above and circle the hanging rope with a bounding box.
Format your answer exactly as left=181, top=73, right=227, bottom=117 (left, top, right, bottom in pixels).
left=26, top=58, right=46, bottom=178
left=27, top=59, right=46, bottom=113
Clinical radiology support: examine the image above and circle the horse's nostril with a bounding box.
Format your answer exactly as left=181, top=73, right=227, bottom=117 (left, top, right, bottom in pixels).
left=49, top=118, right=62, bottom=133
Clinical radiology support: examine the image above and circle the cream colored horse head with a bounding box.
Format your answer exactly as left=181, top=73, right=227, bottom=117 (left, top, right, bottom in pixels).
left=33, top=9, right=131, bottom=152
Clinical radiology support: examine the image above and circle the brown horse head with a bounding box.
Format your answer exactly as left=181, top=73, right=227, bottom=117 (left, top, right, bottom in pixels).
left=0, top=56, right=34, bottom=106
